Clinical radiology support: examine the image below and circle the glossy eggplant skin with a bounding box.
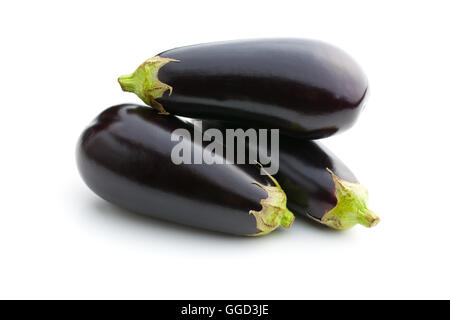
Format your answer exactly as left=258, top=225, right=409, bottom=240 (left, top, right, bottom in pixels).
left=275, top=137, right=357, bottom=221
left=76, top=104, right=290, bottom=235
left=200, top=119, right=357, bottom=221
left=155, top=39, right=368, bottom=139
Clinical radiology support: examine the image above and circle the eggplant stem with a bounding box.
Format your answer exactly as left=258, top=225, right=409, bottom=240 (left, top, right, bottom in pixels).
left=317, top=169, right=380, bottom=230
left=118, top=56, right=179, bottom=114
left=249, top=176, right=295, bottom=236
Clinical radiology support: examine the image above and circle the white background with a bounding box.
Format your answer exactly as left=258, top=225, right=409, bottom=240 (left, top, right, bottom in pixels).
left=1, top=0, right=449, bottom=299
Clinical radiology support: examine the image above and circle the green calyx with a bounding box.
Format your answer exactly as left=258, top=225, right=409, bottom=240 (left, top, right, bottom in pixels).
left=118, top=56, right=179, bottom=114
left=249, top=169, right=295, bottom=236
left=312, top=169, right=380, bottom=230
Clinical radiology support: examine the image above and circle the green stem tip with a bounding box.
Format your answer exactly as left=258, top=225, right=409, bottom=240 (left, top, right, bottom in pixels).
left=249, top=165, right=295, bottom=236
left=316, top=169, right=380, bottom=230
left=118, top=56, right=179, bottom=114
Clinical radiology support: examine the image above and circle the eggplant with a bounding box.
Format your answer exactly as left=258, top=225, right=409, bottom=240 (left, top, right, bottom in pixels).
left=118, top=38, right=368, bottom=139
left=76, top=104, right=294, bottom=236
left=270, top=138, right=379, bottom=229
left=200, top=120, right=379, bottom=230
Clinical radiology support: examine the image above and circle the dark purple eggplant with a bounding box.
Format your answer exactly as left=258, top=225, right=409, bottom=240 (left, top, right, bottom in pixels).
left=118, top=38, right=368, bottom=139
left=274, top=138, right=378, bottom=229
left=76, top=104, right=294, bottom=236
left=200, top=120, right=379, bottom=230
